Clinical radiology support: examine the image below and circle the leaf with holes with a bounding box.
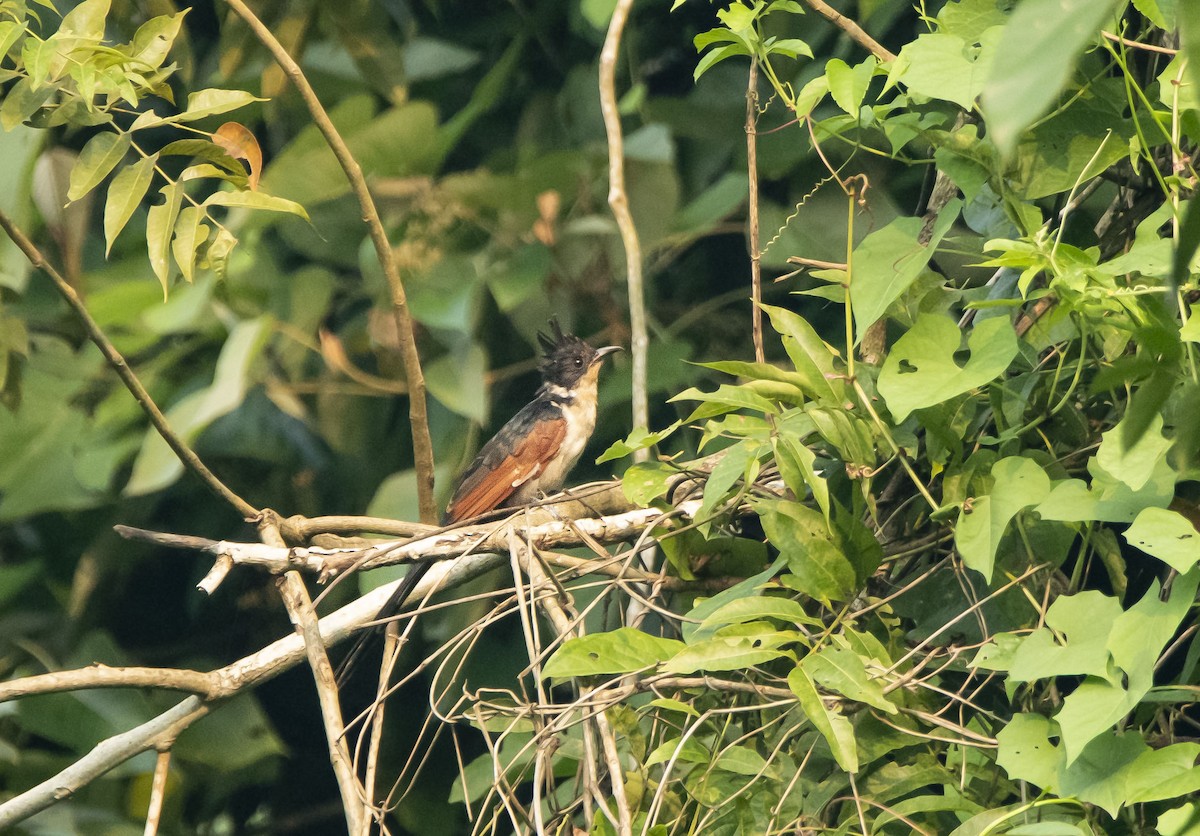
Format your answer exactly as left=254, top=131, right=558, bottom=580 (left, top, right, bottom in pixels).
left=1124, top=508, right=1200, bottom=573
left=170, top=206, right=209, bottom=285
left=955, top=456, right=1051, bottom=581
left=541, top=628, right=684, bottom=679
left=878, top=313, right=1018, bottom=422
left=145, top=182, right=183, bottom=297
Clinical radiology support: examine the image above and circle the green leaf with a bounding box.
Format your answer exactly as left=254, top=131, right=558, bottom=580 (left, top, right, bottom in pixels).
left=645, top=736, right=710, bottom=767
left=670, top=383, right=779, bottom=421
left=170, top=206, right=208, bottom=284
left=697, top=595, right=817, bottom=632
left=878, top=313, right=1018, bottom=422
left=57, top=0, right=110, bottom=40
left=621, top=461, right=676, bottom=506
left=0, top=77, right=53, bottom=130
left=425, top=342, right=488, bottom=422
left=787, top=665, right=858, bottom=773
left=1176, top=201, right=1200, bottom=292
left=172, top=88, right=263, bottom=123
left=646, top=698, right=699, bottom=718
left=954, top=456, right=1051, bottom=581
left=1124, top=508, right=1200, bottom=573
left=1035, top=421, right=1175, bottom=524
left=21, top=36, right=55, bottom=88
left=695, top=359, right=806, bottom=388
left=68, top=132, right=131, bottom=201
left=175, top=694, right=285, bottom=770
left=981, top=0, right=1123, bottom=157
left=662, top=632, right=798, bottom=674
left=825, top=57, right=875, bottom=116
left=801, top=646, right=896, bottom=714
left=757, top=499, right=857, bottom=602
left=541, top=628, right=685, bottom=678
left=893, top=30, right=1001, bottom=110
left=125, top=317, right=270, bottom=495
left=203, top=189, right=309, bottom=221
left=773, top=434, right=830, bottom=522
left=596, top=422, right=682, bottom=464
left=996, top=713, right=1060, bottom=790
left=1097, top=413, right=1171, bottom=492
left=128, top=11, right=186, bottom=70
left=1004, top=591, right=1123, bottom=682
left=698, top=440, right=760, bottom=521
left=681, top=555, right=787, bottom=643
left=759, top=303, right=845, bottom=403
left=145, top=182, right=182, bottom=298
left=103, top=153, right=156, bottom=256
left=850, top=199, right=961, bottom=339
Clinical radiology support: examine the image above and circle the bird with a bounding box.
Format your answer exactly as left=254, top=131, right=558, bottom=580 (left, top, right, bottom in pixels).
left=337, top=320, right=621, bottom=681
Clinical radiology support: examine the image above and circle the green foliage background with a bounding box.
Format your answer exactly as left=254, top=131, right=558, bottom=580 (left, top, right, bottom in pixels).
left=3, top=0, right=1200, bottom=834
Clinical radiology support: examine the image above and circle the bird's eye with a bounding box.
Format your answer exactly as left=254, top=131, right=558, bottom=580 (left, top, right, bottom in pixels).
left=574, top=357, right=584, bottom=367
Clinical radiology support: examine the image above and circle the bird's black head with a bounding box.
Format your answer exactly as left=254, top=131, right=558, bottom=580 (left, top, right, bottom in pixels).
left=536, top=319, right=621, bottom=389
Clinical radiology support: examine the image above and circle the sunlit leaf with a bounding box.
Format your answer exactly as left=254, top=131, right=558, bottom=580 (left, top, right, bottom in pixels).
left=878, top=313, right=1018, bottom=422
left=203, top=189, right=309, bottom=221
left=170, top=206, right=209, bottom=284
left=542, top=628, right=685, bottom=678
left=145, top=181, right=182, bottom=298
left=67, top=131, right=130, bottom=201
left=127, top=11, right=186, bottom=70
left=102, top=152, right=155, bottom=255
left=1124, top=508, right=1200, bottom=574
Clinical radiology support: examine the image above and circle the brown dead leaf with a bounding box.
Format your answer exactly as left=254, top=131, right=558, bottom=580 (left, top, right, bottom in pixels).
left=533, top=189, right=560, bottom=246
left=212, top=122, right=263, bottom=191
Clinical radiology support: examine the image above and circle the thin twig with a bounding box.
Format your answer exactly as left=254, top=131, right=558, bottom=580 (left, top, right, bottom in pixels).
left=143, top=749, right=171, bottom=836
left=0, top=210, right=258, bottom=520
left=276, top=570, right=366, bottom=834
left=747, top=59, right=765, bottom=364
left=802, top=0, right=897, bottom=62
left=262, top=513, right=364, bottom=835
left=599, top=0, right=647, bottom=460
left=222, top=0, right=438, bottom=525
left=1101, top=30, right=1178, bottom=55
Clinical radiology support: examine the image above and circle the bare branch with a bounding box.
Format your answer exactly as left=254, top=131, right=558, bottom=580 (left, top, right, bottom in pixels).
left=0, top=697, right=209, bottom=830
left=0, top=665, right=216, bottom=702
left=599, top=0, right=648, bottom=464
left=115, top=499, right=711, bottom=581
left=277, top=571, right=366, bottom=834
left=803, top=0, right=897, bottom=63
left=222, top=0, right=438, bottom=525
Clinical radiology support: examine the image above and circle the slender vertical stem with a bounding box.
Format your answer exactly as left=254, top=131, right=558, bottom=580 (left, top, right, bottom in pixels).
left=599, top=0, right=648, bottom=458
left=746, top=60, right=765, bottom=364
left=223, top=0, right=438, bottom=524
left=845, top=186, right=857, bottom=382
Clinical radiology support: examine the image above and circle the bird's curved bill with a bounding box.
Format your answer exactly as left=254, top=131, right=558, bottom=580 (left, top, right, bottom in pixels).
left=593, top=345, right=623, bottom=363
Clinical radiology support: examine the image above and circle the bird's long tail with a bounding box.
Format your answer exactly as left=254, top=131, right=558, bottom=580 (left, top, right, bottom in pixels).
left=334, top=559, right=434, bottom=687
